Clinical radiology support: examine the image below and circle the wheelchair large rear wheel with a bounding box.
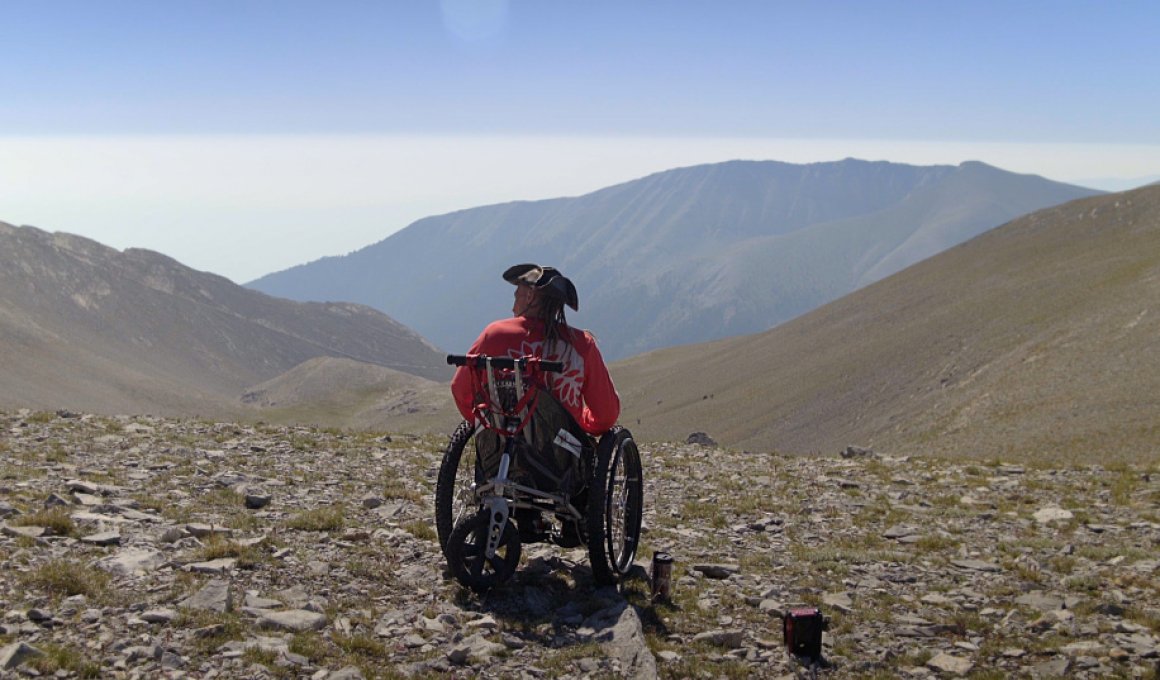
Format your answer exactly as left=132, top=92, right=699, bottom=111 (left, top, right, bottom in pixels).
left=435, top=421, right=481, bottom=556
left=445, top=510, right=521, bottom=593
left=587, top=426, right=644, bottom=586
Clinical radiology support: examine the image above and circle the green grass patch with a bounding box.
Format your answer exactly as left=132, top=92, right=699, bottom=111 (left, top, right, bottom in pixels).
left=193, top=536, right=267, bottom=567
left=20, top=559, right=111, bottom=601
left=11, top=506, right=77, bottom=537
left=289, top=633, right=330, bottom=662
left=913, top=534, right=960, bottom=552
left=285, top=504, right=346, bottom=532
left=176, top=609, right=247, bottom=655
left=403, top=520, right=436, bottom=542
left=383, top=478, right=423, bottom=503
left=27, top=643, right=101, bottom=678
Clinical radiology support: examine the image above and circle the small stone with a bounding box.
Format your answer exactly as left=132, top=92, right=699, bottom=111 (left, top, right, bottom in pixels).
left=841, top=445, right=876, bottom=458
left=448, top=633, right=505, bottom=665
left=244, top=492, right=271, bottom=510
left=822, top=591, right=854, bottom=613
left=1061, top=640, right=1103, bottom=656
left=686, top=432, right=717, bottom=447
left=181, top=579, right=232, bottom=613
left=926, top=652, right=973, bottom=675
left=159, top=526, right=190, bottom=543
left=1, top=641, right=45, bottom=670
left=185, top=523, right=232, bottom=538
left=920, top=593, right=953, bottom=605
left=691, top=629, right=745, bottom=648
left=950, top=559, right=1001, bottom=573
left=1, top=524, right=46, bottom=539
left=141, top=608, right=180, bottom=623
left=66, top=480, right=102, bottom=495
left=883, top=524, right=919, bottom=539
left=98, top=548, right=167, bottom=576
left=43, top=493, right=72, bottom=507
left=1032, top=657, right=1071, bottom=677
left=467, top=615, right=499, bottom=631
left=693, top=563, right=740, bottom=579
left=187, top=558, right=237, bottom=574
left=1015, top=591, right=1063, bottom=611
left=80, top=531, right=122, bottom=546
left=1033, top=507, right=1073, bottom=524
left=757, top=600, right=784, bottom=617
left=339, top=528, right=370, bottom=542
left=259, top=609, right=328, bottom=632
left=244, top=593, right=282, bottom=609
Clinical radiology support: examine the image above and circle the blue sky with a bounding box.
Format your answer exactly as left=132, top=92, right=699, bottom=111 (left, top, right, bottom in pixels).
left=2, top=1, right=1158, bottom=281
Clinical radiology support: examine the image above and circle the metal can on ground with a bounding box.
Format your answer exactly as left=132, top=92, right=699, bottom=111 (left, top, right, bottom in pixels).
left=650, top=551, right=673, bottom=602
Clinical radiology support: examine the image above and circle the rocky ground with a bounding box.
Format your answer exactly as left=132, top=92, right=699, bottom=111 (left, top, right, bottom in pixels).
left=1, top=410, right=1159, bottom=679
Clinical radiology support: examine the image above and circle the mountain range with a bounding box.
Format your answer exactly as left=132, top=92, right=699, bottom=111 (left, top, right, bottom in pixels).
left=3, top=164, right=1151, bottom=465
left=612, top=184, right=1160, bottom=463
left=0, top=222, right=450, bottom=421
left=248, top=158, right=1101, bottom=359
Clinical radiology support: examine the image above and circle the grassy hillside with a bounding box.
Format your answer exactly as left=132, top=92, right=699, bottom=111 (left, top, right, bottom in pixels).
left=0, top=223, right=450, bottom=420
left=240, top=356, right=459, bottom=433
left=612, top=186, right=1160, bottom=464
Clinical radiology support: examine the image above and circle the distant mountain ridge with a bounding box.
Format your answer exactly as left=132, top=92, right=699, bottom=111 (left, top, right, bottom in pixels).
left=0, top=222, right=449, bottom=418
left=248, top=158, right=1101, bottom=359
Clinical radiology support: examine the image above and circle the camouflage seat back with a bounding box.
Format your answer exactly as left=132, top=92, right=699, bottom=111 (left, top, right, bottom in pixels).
left=474, top=381, right=591, bottom=493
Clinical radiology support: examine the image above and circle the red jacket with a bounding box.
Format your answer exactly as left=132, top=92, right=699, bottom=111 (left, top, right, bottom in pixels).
left=451, top=316, right=620, bottom=434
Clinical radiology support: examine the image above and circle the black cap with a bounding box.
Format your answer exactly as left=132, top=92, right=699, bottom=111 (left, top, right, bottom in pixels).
left=502, top=263, right=579, bottom=311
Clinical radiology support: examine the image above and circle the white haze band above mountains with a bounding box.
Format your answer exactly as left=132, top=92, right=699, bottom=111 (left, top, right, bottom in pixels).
left=247, top=159, right=1101, bottom=360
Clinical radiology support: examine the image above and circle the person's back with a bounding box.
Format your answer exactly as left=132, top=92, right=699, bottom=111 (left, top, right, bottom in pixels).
left=451, top=264, right=619, bottom=435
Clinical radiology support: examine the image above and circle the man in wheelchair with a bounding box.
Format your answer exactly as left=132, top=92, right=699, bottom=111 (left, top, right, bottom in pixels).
left=440, top=264, right=642, bottom=591
left=451, top=263, right=620, bottom=436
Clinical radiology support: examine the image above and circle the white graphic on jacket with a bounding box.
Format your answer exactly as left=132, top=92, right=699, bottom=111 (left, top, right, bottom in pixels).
left=505, top=340, right=584, bottom=410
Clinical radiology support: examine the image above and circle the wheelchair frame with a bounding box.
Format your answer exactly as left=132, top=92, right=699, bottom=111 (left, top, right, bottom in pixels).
left=437, top=354, right=643, bottom=593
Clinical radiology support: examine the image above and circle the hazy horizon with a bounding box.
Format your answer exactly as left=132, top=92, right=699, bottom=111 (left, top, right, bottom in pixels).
left=2, top=1, right=1158, bottom=282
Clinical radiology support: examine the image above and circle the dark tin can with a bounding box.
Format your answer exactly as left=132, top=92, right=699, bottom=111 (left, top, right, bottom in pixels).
left=650, top=551, right=673, bottom=601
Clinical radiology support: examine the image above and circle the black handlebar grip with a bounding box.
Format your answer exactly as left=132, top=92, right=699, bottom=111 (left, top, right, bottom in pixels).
left=445, top=354, right=564, bottom=373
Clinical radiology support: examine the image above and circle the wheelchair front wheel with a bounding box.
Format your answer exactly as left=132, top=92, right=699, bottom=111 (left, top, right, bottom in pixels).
left=587, top=426, right=644, bottom=586
left=445, top=509, right=521, bottom=593
left=435, top=421, right=480, bottom=556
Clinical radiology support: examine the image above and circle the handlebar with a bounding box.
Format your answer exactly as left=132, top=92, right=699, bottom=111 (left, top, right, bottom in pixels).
left=447, top=354, right=565, bottom=373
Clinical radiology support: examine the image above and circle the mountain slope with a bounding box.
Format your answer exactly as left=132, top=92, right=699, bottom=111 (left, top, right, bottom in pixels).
left=610, top=186, right=1160, bottom=463
left=0, top=223, right=450, bottom=417
left=240, top=356, right=457, bottom=432
left=248, top=159, right=1100, bottom=359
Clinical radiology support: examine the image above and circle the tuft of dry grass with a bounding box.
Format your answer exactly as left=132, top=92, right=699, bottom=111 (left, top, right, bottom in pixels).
left=20, top=559, right=112, bottom=602
left=11, top=506, right=77, bottom=537
left=285, top=504, right=345, bottom=532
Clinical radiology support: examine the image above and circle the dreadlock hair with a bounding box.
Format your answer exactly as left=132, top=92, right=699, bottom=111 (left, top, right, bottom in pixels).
left=540, top=294, right=569, bottom=350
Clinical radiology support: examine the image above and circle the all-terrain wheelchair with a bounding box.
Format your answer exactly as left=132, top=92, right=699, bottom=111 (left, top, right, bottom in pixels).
left=435, top=354, right=644, bottom=593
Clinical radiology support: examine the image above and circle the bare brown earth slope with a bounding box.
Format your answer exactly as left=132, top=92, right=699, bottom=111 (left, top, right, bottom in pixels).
left=0, top=223, right=450, bottom=419
left=612, top=186, right=1160, bottom=464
